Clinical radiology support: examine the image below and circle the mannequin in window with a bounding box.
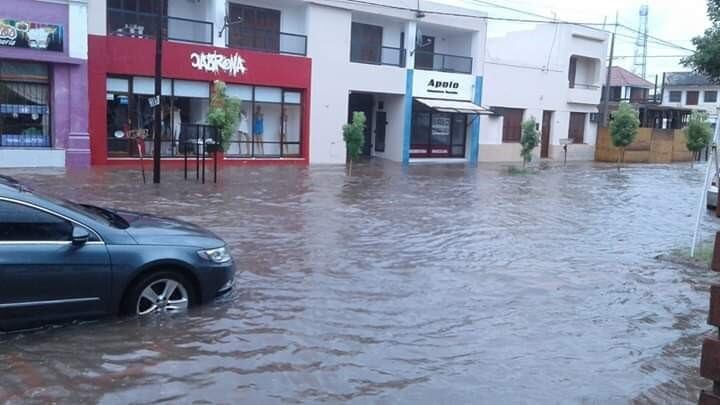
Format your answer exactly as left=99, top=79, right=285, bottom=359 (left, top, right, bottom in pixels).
left=281, top=108, right=288, bottom=155
left=238, top=109, right=250, bottom=155
left=253, top=105, right=264, bottom=155
left=172, top=104, right=182, bottom=155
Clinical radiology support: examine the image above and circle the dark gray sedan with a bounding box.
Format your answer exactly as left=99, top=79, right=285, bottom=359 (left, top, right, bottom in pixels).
left=0, top=176, right=234, bottom=331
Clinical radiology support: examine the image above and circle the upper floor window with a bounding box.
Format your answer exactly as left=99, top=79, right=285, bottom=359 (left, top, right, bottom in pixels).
left=568, top=56, right=599, bottom=89
left=706, top=91, right=718, bottom=103
left=669, top=91, right=682, bottom=103
left=686, top=91, right=699, bottom=106
left=228, top=4, right=281, bottom=53
left=350, top=22, right=383, bottom=64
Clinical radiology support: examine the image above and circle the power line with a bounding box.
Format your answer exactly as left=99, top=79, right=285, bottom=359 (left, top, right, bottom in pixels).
left=330, top=0, right=696, bottom=53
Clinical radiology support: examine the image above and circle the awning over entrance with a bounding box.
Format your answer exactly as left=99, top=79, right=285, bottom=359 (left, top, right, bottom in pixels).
left=415, top=98, right=494, bottom=115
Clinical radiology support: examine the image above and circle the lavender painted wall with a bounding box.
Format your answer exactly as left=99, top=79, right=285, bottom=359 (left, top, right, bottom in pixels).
left=0, top=0, right=90, bottom=167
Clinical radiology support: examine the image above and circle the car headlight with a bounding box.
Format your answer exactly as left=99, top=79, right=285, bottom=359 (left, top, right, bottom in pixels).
left=197, top=246, right=232, bottom=264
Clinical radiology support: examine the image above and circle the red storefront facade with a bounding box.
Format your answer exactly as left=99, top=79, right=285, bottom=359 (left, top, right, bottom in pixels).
left=88, top=35, right=311, bottom=166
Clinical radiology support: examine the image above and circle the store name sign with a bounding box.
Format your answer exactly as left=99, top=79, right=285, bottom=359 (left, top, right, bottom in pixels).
left=413, top=70, right=474, bottom=101
left=0, top=18, right=63, bottom=52
left=190, top=51, right=247, bottom=77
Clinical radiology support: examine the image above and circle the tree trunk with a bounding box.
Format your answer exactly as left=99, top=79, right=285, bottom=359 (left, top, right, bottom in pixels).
left=348, top=159, right=353, bottom=176
left=617, top=147, right=621, bottom=171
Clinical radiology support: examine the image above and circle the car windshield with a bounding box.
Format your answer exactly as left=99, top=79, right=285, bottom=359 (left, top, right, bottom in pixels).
left=30, top=191, right=130, bottom=229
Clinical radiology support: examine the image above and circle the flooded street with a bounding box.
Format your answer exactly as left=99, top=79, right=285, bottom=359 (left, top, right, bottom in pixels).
left=1, top=161, right=718, bottom=404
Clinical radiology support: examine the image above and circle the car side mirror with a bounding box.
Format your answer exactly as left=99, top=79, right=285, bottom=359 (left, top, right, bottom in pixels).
left=71, top=226, right=90, bottom=246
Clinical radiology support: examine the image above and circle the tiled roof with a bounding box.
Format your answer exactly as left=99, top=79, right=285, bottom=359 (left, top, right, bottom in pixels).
left=609, top=66, right=654, bottom=88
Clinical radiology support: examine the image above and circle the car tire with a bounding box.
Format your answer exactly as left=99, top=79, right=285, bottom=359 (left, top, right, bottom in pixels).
left=122, top=271, right=197, bottom=316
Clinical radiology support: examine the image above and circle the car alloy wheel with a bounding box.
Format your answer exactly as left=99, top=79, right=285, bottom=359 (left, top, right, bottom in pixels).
left=136, top=278, right=190, bottom=316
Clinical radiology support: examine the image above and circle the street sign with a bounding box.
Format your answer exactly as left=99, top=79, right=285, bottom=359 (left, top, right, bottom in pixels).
left=559, top=138, right=574, bottom=145
left=148, top=96, right=160, bottom=108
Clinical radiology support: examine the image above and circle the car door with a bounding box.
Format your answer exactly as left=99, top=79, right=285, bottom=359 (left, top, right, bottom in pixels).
left=0, top=199, right=112, bottom=330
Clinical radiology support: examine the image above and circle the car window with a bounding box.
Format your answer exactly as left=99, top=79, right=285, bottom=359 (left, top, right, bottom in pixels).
left=0, top=200, right=73, bottom=242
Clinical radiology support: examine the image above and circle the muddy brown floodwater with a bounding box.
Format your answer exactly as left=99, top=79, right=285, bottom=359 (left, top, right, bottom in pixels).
left=0, top=161, right=719, bottom=404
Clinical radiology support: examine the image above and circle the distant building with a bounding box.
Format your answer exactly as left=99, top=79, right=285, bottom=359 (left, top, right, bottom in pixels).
left=663, top=72, right=720, bottom=121
left=604, top=66, right=654, bottom=103
left=482, top=24, right=608, bottom=162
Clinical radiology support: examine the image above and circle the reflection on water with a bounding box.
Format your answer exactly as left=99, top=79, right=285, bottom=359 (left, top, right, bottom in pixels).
left=0, top=161, right=718, bottom=404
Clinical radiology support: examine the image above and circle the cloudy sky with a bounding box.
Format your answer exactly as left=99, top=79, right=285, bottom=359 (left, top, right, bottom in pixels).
left=441, top=0, right=711, bottom=81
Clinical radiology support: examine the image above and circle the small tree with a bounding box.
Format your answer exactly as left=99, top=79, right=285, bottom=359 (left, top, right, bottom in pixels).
left=610, top=103, right=640, bottom=170
left=685, top=111, right=712, bottom=167
left=207, top=80, right=242, bottom=151
left=520, top=117, right=539, bottom=169
left=343, top=111, right=366, bottom=176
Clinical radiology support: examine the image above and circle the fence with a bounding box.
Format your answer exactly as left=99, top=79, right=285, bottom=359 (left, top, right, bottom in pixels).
left=699, top=232, right=720, bottom=403
left=595, top=127, right=694, bottom=163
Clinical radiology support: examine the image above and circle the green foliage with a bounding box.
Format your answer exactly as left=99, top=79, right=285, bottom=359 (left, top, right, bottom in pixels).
left=610, top=103, right=639, bottom=149
left=207, top=81, right=241, bottom=151
left=343, top=111, right=366, bottom=162
left=520, top=117, right=539, bottom=167
left=683, top=0, right=720, bottom=81
left=685, top=111, right=712, bottom=153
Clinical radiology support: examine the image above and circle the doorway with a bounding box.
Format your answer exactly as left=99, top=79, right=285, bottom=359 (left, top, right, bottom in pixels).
left=348, top=93, right=374, bottom=156
left=541, top=110, right=552, bottom=158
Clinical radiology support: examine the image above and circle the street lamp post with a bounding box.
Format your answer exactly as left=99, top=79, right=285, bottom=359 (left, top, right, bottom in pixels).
left=152, top=0, right=164, bottom=184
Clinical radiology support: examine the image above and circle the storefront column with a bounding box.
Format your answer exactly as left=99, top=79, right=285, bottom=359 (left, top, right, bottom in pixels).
left=66, top=63, right=91, bottom=167
left=469, top=76, right=483, bottom=165
left=402, top=69, right=414, bottom=165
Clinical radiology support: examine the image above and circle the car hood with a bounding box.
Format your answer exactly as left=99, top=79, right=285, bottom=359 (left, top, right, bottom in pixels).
left=116, top=210, right=224, bottom=248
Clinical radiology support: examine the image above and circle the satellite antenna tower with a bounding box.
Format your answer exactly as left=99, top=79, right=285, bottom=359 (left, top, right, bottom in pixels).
left=633, top=5, right=649, bottom=79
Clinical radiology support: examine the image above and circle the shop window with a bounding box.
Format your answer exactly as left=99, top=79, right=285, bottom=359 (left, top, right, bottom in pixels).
left=225, top=86, right=302, bottom=158
left=0, top=61, right=51, bottom=148
left=283, top=91, right=302, bottom=157
left=451, top=114, right=467, bottom=157
left=410, top=102, right=467, bottom=158
left=106, top=76, right=209, bottom=157
left=226, top=84, right=253, bottom=157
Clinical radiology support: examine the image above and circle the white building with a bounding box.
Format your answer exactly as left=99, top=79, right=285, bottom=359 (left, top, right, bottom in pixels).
left=306, top=0, right=489, bottom=165
left=481, top=24, right=609, bottom=162
left=87, top=0, right=490, bottom=166
left=663, top=72, right=720, bottom=121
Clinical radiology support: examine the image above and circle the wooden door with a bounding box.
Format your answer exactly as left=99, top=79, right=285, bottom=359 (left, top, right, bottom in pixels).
left=568, top=112, right=586, bottom=144
left=541, top=111, right=552, bottom=158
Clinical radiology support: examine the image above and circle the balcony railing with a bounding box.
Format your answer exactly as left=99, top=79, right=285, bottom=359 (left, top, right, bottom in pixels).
left=350, top=45, right=407, bottom=67
left=414, top=51, right=472, bottom=74
left=227, top=26, right=307, bottom=56
left=107, top=8, right=214, bottom=45
left=569, top=82, right=601, bottom=90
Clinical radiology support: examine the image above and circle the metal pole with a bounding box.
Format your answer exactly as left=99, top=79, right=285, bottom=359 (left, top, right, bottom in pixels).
left=602, top=19, right=617, bottom=127
left=202, top=128, right=206, bottom=184
left=691, top=112, right=720, bottom=256
left=152, top=0, right=164, bottom=184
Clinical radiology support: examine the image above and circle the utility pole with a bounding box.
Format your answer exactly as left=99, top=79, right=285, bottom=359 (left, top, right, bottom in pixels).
left=602, top=12, right=618, bottom=128
left=152, top=0, right=164, bottom=184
